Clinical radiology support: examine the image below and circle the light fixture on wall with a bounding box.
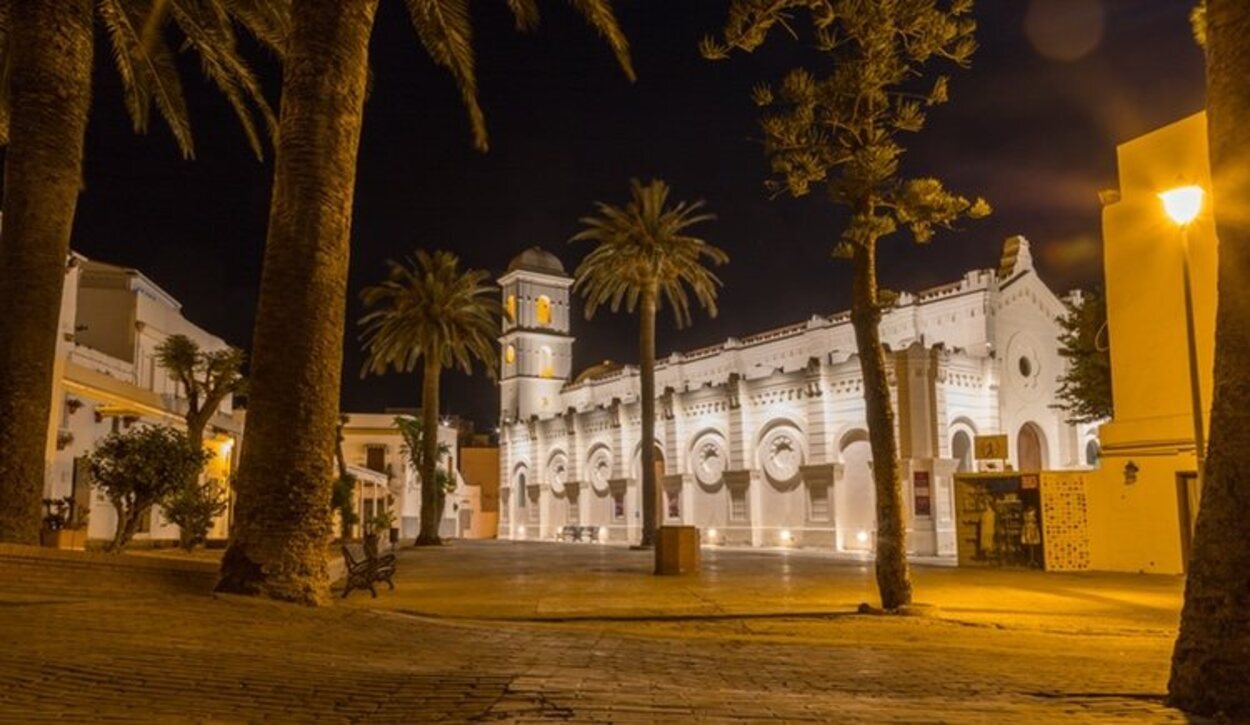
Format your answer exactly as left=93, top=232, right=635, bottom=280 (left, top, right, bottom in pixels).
left=856, top=530, right=870, bottom=545
left=780, top=529, right=793, bottom=545
left=1123, top=460, right=1139, bottom=485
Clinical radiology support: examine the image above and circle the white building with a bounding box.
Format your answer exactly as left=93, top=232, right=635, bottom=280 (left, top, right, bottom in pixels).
left=338, top=412, right=463, bottom=540
left=46, top=254, right=243, bottom=544
left=497, top=238, right=1099, bottom=555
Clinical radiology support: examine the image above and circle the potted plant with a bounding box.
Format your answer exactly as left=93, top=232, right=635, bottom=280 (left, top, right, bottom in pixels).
left=363, top=508, right=396, bottom=554
left=40, top=496, right=89, bottom=549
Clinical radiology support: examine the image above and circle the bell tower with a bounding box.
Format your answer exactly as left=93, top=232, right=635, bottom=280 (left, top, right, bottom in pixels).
left=499, top=247, right=574, bottom=422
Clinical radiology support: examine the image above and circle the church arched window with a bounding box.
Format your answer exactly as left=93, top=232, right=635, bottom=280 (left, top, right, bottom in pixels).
left=505, top=294, right=516, bottom=323
left=536, top=295, right=552, bottom=326
left=539, top=346, right=555, bottom=379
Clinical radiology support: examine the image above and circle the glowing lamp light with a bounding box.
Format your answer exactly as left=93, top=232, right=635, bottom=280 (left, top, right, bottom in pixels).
left=707, top=528, right=718, bottom=541
left=779, top=529, right=793, bottom=544
left=1159, top=185, right=1205, bottom=227
left=856, top=530, right=870, bottom=544
left=218, top=438, right=234, bottom=460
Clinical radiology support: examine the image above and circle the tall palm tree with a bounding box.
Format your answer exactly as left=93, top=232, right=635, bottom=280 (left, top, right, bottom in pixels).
left=572, top=179, right=726, bottom=548
left=218, top=0, right=632, bottom=603
left=0, top=0, right=282, bottom=544
left=358, top=251, right=499, bottom=546
left=1168, top=0, right=1250, bottom=716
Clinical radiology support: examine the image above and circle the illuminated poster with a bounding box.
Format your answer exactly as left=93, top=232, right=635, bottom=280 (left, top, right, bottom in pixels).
left=954, top=473, right=1045, bottom=569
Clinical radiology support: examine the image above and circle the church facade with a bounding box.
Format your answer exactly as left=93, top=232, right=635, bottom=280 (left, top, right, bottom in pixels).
left=497, top=238, right=1099, bottom=556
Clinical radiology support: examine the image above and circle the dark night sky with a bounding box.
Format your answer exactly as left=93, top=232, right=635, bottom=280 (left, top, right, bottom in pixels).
left=64, top=1, right=1204, bottom=428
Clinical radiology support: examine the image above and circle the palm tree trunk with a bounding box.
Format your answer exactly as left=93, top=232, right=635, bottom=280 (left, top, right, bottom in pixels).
left=416, top=357, right=442, bottom=546
left=217, top=0, right=379, bottom=604
left=851, top=241, right=913, bottom=611
left=1168, top=1, right=1250, bottom=716
left=638, top=285, right=659, bottom=548
left=0, top=2, right=93, bottom=544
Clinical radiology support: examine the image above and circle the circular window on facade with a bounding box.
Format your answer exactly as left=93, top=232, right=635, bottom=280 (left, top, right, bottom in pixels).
left=1018, top=356, right=1032, bottom=378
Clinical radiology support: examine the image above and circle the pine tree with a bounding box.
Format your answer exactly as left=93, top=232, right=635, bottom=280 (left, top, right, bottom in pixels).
left=1055, top=291, right=1112, bottom=424
left=705, top=0, right=989, bottom=610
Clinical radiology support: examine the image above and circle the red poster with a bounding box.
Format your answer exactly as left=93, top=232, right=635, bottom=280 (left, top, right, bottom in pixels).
left=913, top=471, right=932, bottom=517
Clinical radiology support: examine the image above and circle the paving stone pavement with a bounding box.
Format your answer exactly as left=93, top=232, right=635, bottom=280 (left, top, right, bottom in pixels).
left=0, top=541, right=1202, bottom=722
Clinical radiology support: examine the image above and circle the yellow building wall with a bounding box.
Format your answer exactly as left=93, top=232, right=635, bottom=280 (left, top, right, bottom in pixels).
left=459, top=446, right=500, bottom=539
left=1087, top=112, right=1215, bottom=575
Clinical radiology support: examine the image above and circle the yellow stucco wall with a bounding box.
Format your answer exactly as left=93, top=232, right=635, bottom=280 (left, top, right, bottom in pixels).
left=459, top=447, right=500, bottom=539
left=1088, top=111, right=1215, bottom=575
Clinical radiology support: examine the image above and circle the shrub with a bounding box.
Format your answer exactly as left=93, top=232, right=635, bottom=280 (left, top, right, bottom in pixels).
left=87, top=425, right=209, bottom=552
left=163, top=479, right=228, bottom=551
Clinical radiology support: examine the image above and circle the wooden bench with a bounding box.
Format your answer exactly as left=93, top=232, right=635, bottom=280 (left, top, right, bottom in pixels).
left=557, top=525, right=601, bottom=543
left=340, top=541, right=396, bottom=598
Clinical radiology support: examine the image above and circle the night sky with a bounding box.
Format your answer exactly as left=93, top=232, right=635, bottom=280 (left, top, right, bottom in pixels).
left=63, top=1, right=1204, bottom=428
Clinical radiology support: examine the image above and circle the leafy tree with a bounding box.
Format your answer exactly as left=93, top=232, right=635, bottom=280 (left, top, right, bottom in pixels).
left=1055, top=291, right=1112, bottom=424
left=705, top=0, right=989, bottom=609
left=0, top=1, right=281, bottom=544
left=219, top=0, right=633, bottom=603
left=155, top=334, right=247, bottom=446
left=572, top=179, right=726, bottom=548
left=87, top=425, right=210, bottom=552
left=162, top=478, right=229, bottom=551
left=357, top=251, right=497, bottom=546
left=1169, top=0, right=1250, bottom=716
left=394, top=415, right=454, bottom=536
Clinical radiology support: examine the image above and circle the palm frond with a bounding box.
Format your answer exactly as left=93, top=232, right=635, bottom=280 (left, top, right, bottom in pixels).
left=405, top=0, right=488, bottom=151
left=506, top=0, right=541, bottom=31
left=566, top=0, right=635, bottom=82
left=223, top=0, right=290, bottom=56
left=359, top=249, right=501, bottom=381
left=169, top=0, right=277, bottom=160
left=99, top=0, right=195, bottom=158
left=572, top=179, right=725, bottom=328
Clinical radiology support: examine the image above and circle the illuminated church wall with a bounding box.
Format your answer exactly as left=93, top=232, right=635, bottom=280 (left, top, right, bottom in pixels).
left=498, top=239, right=1096, bottom=555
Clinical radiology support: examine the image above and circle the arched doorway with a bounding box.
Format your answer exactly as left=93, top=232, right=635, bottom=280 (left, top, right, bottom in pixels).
left=836, top=430, right=875, bottom=551
left=634, top=444, right=669, bottom=521
left=1017, top=423, right=1045, bottom=472
left=952, top=430, right=973, bottom=473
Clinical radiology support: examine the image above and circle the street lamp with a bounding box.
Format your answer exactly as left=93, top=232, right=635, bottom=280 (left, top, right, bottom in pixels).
left=1158, top=184, right=1207, bottom=483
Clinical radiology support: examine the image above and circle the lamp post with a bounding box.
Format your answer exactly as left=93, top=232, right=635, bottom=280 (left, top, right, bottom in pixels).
left=1158, top=185, right=1207, bottom=482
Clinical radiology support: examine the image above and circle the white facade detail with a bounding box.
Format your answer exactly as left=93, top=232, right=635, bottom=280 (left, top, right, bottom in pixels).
left=498, top=237, right=1098, bottom=555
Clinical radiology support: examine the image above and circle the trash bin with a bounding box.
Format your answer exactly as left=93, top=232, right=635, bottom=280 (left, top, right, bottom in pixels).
left=654, top=525, right=700, bottom=575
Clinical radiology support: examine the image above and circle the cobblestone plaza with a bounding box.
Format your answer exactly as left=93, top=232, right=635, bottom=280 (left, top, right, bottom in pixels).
left=1, top=541, right=1191, bottom=722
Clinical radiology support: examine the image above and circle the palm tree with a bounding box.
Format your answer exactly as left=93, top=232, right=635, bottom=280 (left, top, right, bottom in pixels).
left=218, top=0, right=632, bottom=603
left=1168, top=0, right=1250, bottom=716
left=572, top=179, right=726, bottom=548
left=0, top=1, right=281, bottom=544
left=358, top=251, right=499, bottom=546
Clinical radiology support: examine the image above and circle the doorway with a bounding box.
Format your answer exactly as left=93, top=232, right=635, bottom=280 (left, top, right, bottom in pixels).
left=1017, top=423, right=1045, bottom=472
left=1176, top=472, right=1201, bottom=570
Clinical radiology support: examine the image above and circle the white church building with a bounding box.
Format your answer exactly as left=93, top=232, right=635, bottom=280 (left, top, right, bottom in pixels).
left=497, top=237, right=1099, bottom=556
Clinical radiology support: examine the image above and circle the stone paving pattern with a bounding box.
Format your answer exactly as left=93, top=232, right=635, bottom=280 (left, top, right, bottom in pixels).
left=0, top=540, right=1200, bottom=722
